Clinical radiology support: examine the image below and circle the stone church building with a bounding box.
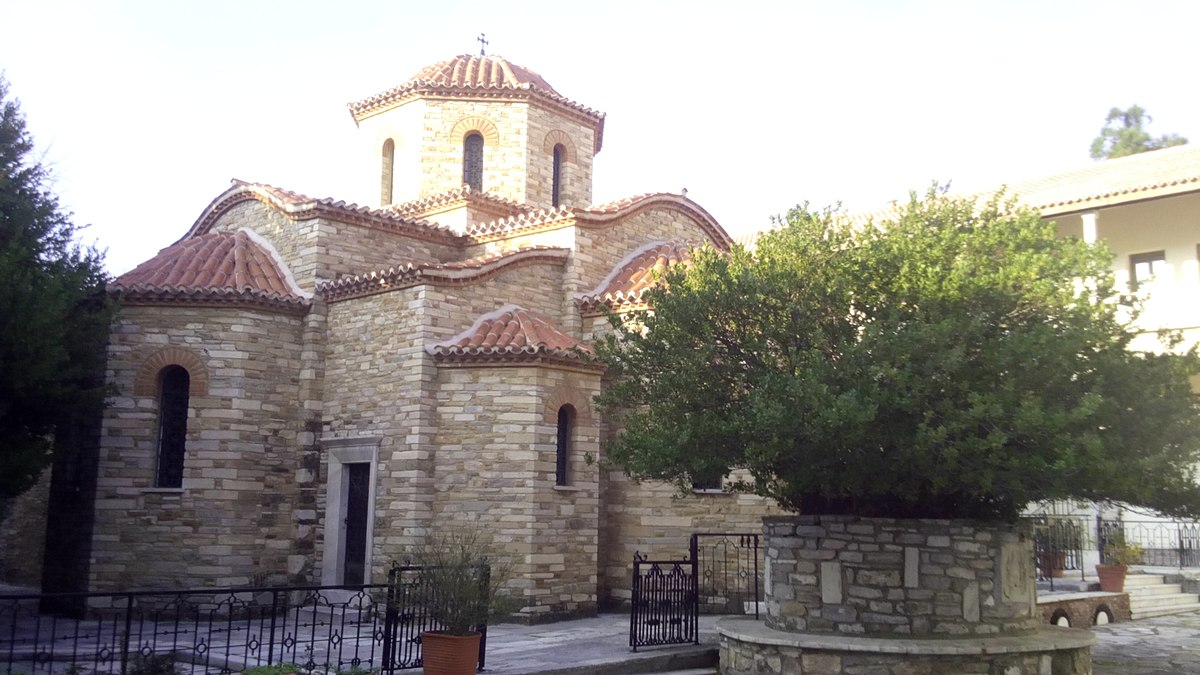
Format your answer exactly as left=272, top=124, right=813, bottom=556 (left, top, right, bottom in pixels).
left=41, top=54, right=774, bottom=620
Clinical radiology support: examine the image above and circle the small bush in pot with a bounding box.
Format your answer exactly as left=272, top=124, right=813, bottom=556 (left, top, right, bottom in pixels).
left=1096, top=536, right=1143, bottom=592
left=405, top=526, right=514, bottom=675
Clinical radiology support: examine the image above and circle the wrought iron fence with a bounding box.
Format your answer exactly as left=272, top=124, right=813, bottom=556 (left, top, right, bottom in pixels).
left=1100, top=518, right=1200, bottom=568
left=1028, top=515, right=1087, bottom=585
left=628, top=553, right=699, bottom=652
left=689, top=533, right=760, bottom=618
left=0, top=566, right=488, bottom=674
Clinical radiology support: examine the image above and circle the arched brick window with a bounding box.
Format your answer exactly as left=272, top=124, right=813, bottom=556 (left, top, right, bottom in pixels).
left=380, top=138, right=395, bottom=205
left=155, top=365, right=190, bottom=488
left=552, top=144, right=565, bottom=207
left=463, top=132, right=484, bottom=191
left=556, top=404, right=575, bottom=486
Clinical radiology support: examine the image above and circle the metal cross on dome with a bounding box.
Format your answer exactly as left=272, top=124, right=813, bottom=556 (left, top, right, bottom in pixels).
left=477, top=33, right=488, bottom=56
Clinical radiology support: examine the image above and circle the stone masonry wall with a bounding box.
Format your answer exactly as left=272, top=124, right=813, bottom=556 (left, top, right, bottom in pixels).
left=0, top=471, right=50, bottom=586
left=321, top=257, right=569, bottom=588
left=763, top=515, right=1040, bottom=637
left=432, top=363, right=601, bottom=621
left=421, top=99, right=531, bottom=205
left=524, top=103, right=595, bottom=210
left=210, top=202, right=459, bottom=293
left=91, top=305, right=307, bottom=591
left=600, top=472, right=778, bottom=608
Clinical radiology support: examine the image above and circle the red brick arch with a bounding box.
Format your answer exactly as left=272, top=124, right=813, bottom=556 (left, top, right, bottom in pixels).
left=132, top=347, right=209, bottom=397
left=542, top=130, right=577, bottom=164
left=450, top=116, right=500, bottom=147
left=543, top=386, right=591, bottom=425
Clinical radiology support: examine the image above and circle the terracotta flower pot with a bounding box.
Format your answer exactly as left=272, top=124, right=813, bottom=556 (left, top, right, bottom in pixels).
left=1095, top=563, right=1128, bottom=593
left=421, top=631, right=481, bottom=675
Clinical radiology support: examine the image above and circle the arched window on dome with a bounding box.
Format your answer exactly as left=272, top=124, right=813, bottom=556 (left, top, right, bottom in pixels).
left=155, top=365, right=190, bottom=488
left=463, top=132, right=484, bottom=191
left=380, top=138, right=395, bottom=205
left=552, top=144, right=565, bottom=207
left=555, top=404, right=575, bottom=486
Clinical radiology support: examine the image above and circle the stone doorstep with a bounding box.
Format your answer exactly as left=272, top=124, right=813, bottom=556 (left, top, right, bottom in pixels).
left=716, top=616, right=1096, bottom=655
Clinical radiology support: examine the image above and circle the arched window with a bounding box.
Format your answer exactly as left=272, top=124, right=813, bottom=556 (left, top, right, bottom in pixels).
left=552, top=144, right=565, bottom=207
left=380, top=138, right=395, bottom=205
left=463, top=132, right=484, bottom=191
left=556, top=405, right=574, bottom=486
left=155, top=365, right=190, bottom=488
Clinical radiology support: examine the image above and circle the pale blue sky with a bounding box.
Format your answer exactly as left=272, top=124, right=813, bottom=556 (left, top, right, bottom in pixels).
left=3, top=0, right=1197, bottom=274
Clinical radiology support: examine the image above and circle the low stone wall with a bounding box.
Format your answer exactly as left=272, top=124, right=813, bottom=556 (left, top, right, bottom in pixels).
left=1038, top=592, right=1129, bottom=627
left=763, top=515, right=1039, bottom=637
left=719, top=619, right=1093, bottom=675
left=718, top=515, right=1095, bottom=675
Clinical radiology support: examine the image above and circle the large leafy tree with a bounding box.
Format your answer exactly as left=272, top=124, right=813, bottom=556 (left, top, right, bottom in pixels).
left=0, top=76, right=112, bottom=500
left=1090, top=104, right=1187, bottom=159
left=597, top=189, right=1200, bottom=521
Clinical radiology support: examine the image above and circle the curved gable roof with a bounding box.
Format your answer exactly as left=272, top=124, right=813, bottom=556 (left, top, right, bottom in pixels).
left=576, top=240, right=696, bottom=316
left=317, top=246, right=570, bottom=303
left=184, top=181, right=463, bottom=246
left=427, top=304, right=596, bottom=367
left=466, top=192, right=732, bottom=250
left=111, top=229, right=311, bottom=314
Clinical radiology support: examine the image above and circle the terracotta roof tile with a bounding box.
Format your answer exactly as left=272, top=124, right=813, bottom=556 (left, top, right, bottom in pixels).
left=409, top=54, right=560, bottom=94
left=111, top=229, right=310, bottom=313
left=465, top=192, right=732, bottom=250
left=386, top=186, right=532, bottom=221
left=576, top=240, right=695, bottom=315
left=348, top=55, right=605, bottom=152
left=428, top=305, right=595, bottom=366
left=318, top=246, right=569, bottom=303
left=1004, top=144, right=1200, bottom=215
left=185, top=181, right=461, bottom=245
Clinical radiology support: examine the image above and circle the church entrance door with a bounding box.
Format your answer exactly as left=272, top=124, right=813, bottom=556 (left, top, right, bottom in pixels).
left=343, top=462, right=371, bottom=585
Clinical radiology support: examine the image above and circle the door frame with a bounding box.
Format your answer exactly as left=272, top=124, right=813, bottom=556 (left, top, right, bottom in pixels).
left=321, top=437, right=380, bottom=586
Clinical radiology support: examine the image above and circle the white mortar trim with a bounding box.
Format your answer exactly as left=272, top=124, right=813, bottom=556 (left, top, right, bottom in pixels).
left=239, top=228, right=314, bottom=300
left=574, top=240, right=674, bottom=302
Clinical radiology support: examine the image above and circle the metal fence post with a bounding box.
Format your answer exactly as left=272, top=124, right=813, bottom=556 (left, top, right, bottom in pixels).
left=119, top=593, right=134, bottom=675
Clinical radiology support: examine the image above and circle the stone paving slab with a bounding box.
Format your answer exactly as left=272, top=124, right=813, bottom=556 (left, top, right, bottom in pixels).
left=1091, top=610, right=1200, bottom=674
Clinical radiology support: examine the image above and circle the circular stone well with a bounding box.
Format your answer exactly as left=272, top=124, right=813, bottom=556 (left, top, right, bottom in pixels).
left=717, top=515, right=1094, bottom=674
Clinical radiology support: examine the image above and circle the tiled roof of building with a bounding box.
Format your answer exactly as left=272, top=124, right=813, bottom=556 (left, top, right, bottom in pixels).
left=1005, top=144, right=1200, bottom=216
left=318, top=246, right=570, bottom=303
left=409, top=54, right=560, bottom=94
left=387, top=186, right=532, bottom=221
left=111, top=229, right=311, bottom=313
left=185, top=181, right=462, bottom=245
left=427, top=304, right=596, bottom=366
left=347, top=55, right=605, bottom=152
left=576, top=240, right=695, bottom=315
left=466, top=192, right=733, bottom=250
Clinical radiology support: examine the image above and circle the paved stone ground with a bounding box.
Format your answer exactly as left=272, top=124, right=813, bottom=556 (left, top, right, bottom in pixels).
left=1092, top=611, right=1200, bottom=674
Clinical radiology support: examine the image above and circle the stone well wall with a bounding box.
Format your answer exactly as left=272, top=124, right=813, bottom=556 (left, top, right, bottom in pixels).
left=763, top=515, right=1040, bottom=637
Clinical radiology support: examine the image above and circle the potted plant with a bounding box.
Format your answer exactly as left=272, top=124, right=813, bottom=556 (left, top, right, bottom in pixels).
left=406, top=526, right=514, bottom=675
left=1096, top=536, right=1143, bottom=593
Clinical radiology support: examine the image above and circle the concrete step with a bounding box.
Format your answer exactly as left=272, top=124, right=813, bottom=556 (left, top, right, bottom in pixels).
left=1125, top=583, right=1183, bottom=596
left=1129, top=593, right=1200, bottom=609
left=1122, top=573, right=1167, bottom=587
left=1130, top=602, right=1200, bottom=620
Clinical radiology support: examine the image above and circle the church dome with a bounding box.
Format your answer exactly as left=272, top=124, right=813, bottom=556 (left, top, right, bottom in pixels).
left=408, top=54, right=560, bottom=95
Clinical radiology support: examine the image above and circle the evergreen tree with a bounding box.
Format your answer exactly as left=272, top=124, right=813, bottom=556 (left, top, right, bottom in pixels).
left=1090, top=105, right=1187, bottom=159
left=0, top=76, right=112, bottom=500
left=597, top=188, right=1200, bottom=521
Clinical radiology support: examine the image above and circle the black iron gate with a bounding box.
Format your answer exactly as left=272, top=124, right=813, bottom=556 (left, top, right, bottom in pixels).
left=690, top=533, right=761, bottom=618
left=628, top=553, right=699, bottom=651
left=629, top=532, right=762, bottom=650
left=381, top=563, right=488, bottom=672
